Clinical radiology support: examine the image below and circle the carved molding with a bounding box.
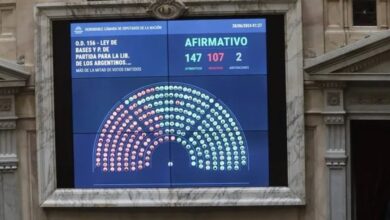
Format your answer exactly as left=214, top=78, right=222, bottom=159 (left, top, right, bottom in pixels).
left=0, top=161, right=18, bottom=172
left=147, top=0, right=187, bottom=19
left=327, top=92, right=341, bottom=106
left=336, top=50, right=390, bottom=72
left=0, top=5, right=16, bottom=38
left=324, top=115, right=345, bottom=124
left=325, top=155, right=348, bottom=169
left=305, top=30, right=390, bottom=76
left=347, top=93, right=390, bottom=105
left=319, top=81, right=346, bottom=89
left=0, top=87, right=19, bottom=95
left=0, top=98, right=12, bottom=112
left=0, top=154, right=18, bottom=173
left=325, top=160, right=347, bottom=169
left=0, top=120, right=16, bottom=130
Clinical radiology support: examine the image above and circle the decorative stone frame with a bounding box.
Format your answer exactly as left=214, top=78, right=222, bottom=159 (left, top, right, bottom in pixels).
left=0, top=58, right=29, bottom=220
left=35, top=0, right=305, bottom=207
left=305, top=28, right=390, bottom=220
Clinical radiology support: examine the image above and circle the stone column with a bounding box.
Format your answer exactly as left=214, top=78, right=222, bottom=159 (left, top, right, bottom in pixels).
left=0, top=87, right=20, bottom=220
left=321, top=82, right=348, bottom=220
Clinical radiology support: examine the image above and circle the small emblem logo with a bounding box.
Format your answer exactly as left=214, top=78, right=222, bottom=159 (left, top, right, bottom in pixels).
left=74, top=26, right=83, bottom=35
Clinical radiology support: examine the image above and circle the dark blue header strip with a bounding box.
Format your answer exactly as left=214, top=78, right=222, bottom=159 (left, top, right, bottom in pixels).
left=168, top=19, right=266, bottom=34
left=71, top=21, right=167, bottom=37
left=71, top=19, right=266, bottom=37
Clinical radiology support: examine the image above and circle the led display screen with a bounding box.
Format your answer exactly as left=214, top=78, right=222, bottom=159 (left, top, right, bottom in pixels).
left=69, top=18, right=272, bottom=188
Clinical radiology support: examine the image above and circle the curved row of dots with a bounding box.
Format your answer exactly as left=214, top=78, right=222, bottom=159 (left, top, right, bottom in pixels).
left=94, top=83, right=248, bottom=173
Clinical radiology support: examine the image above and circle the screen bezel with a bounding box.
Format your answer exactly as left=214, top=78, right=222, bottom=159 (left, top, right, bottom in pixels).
left=35, top=0, right=305, bottom=207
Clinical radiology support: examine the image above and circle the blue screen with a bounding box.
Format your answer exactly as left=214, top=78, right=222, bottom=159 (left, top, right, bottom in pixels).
left=71, top=19, right=269, bottom=188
